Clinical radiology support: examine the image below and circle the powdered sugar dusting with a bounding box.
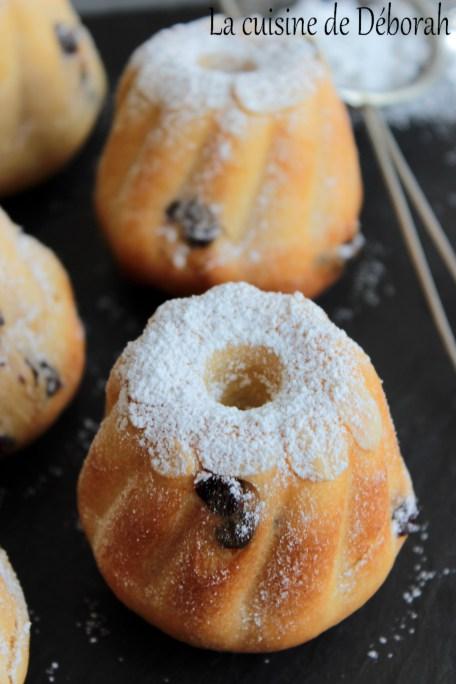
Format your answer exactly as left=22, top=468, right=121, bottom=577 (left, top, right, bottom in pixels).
left=0, top=208, right=77, bottom=386
left=365, top=522, right=456, bottom=662
left=131, top=16, right=324, bottom=117
left=290, top=0, right=456, bottom=129
left=116, top=18, right=351, bottom=275
left=0, top=210, right=53, bottom=334
left=291, top=0, right=431, bottom=94
left=116, top=283, right=382, bottom=481
left=392, top=495, right=419, bottom=537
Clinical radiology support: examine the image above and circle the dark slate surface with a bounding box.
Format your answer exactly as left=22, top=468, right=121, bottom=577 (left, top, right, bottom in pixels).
left=1, top=7, right=456, bottom=684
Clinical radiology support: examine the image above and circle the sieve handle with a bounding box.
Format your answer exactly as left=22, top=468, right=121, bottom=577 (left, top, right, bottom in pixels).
left=384, top=128, right=456, bottom=285
left=363, top=105, right=456, bottom=372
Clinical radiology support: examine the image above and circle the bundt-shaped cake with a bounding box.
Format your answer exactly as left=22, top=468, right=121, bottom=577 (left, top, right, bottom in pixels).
left=0, top=0, right=106, bottom=196
left=96, top=16, right=363, bottom=297
left=78, top=283, right=416, bottom=653
left=0, top=207, right=85, bottom=454
left=0, top=549, right=30, bottom=684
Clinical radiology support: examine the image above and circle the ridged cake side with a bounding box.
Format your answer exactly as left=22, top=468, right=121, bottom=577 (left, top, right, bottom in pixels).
left=0, top=208, right=85, bottom=452
left=78, top=285, right=415, bottom=652
left=0, top=0, right=106, bottom=195
left=96, top=17, right=362, bottom=296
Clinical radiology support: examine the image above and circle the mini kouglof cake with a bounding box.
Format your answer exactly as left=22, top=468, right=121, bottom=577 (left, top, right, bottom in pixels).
left=96, top=16, right=363, bottom=297
left=0, top=207, right=85, bottom=454
left=0, top=0, right=107, bottom=195
left=78, top=283, right=416, bottom=653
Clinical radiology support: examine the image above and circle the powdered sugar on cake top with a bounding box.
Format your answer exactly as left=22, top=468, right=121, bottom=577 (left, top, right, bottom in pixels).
left=130, top=16, right=325, bottom=117
left=116, top=283, right=383, bottom=481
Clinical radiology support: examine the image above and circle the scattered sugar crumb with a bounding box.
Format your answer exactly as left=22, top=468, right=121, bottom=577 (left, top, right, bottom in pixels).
left=365, top=521, right=456, bottom=662
left=29, top=608, right=41, bottom=636
left=332, top=241, right=394, bottom=324
left=76, top=598, right=110, bottom=645
left=77, top=417, right=99, bottom=452
left=45, top=661, right=59, bottom=683
left=23, top=462, right=66, bottom=500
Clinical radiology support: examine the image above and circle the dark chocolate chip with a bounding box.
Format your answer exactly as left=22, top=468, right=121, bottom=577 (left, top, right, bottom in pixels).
left=0, top=435, right=16, bottom=455
left=25, top=359, right=39, bottom=386
left=80, top=62, right=89, bottom=84
left=166, top=198, right=221, bottom=247
left=216, top=510, right=258, bottom=549
left=166, top=201, right=181, bottom=221
left=196, top=472, right=260, bottom=549
left=55, top=23, right=79, bottom=55
left=195, top=474, right=245, bottom=517
left=0, top=313, right=4, bottom=326
left=23, top=359, right=62, bottom=397
left=39, top=362, right=62, bottom=398
left=393, top=501, right=419, bottom=537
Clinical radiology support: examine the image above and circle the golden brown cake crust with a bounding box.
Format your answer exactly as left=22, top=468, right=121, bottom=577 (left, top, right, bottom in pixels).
left=78, top=285, right=415, bottom=652
left=0, top=208, right=85, bottom=453
left=96, top=17, right=362, bottom=298
left=0, top=550, right=30, bottom=684
left=0, top=0, right=106, bottom=196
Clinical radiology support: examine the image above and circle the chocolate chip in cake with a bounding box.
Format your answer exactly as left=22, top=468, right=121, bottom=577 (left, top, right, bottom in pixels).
left=196, top=473, right=260, bottom=548
left=39, top=362, right=62, bottom=398
left=166, top=198, right=221, bottom=247
left=393, top=500, right=419, bottom=537
left=25, top=358, right=39, bottom=386
left=0, top=435, right=16, bottom=455
left=23, top=359, right=62, bottom=397
left=166, top=201, right=181, bottom=220
left=216, top=509, right=258, bottom=549
left=55, top=23, right=79, bottom=55
left=0, top=313, right=4, bottom=326
left=80, top=62, right=89, bottom=84
left=195, top=473, right=244, bottom=517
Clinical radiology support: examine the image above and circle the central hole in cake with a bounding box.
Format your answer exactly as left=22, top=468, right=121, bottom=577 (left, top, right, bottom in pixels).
left=205, top=345, right=283, bottom=411
left=199, top=53, right=257, bottom=74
